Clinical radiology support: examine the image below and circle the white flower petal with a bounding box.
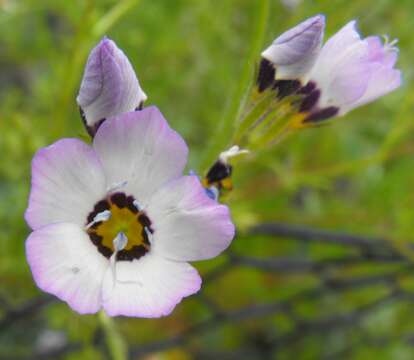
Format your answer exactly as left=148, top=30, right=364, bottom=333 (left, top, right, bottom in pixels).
left=25, top=139, right=106, bottom=230
left=93, top=106, right=188, bottom=205
left=147, top=176, right=235, bottom=262
left=101, top=253, right=201, bottom=317
left=26, top=223, right=108, bottom=314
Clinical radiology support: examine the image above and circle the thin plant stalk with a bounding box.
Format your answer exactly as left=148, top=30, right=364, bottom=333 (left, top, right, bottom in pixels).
left=98, top=310, right=128, bottom=360
left=200, top=0, right=269, bottom=171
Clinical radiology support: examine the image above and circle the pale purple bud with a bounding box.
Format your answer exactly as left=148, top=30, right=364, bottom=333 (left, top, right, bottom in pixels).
left=304, top=21, right=401, bottom=121
left=261, top=15, right=325, bottom=82
left=77, top=37, right=147, bottom=136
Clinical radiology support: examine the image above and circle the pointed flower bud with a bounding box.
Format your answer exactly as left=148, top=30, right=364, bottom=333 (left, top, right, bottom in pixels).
left=258, top=14, right=325, bottom=91
left=77, top=37, right=147, bottom=136
left=301, top=21, right=401, bottom=123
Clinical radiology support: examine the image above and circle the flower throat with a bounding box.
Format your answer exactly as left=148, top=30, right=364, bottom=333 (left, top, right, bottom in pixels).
left=86, top=192, right=152, bottom=261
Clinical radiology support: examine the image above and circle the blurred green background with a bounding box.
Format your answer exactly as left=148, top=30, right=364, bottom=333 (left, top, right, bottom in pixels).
left=1, top=0, right=414, bottom=359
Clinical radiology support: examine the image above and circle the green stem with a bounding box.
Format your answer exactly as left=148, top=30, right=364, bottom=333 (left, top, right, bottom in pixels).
left=92, top=0, right=141, bottom=37
left=98, top=310, right=128, bottom=360
left=200, top=0, right=269, bottom=171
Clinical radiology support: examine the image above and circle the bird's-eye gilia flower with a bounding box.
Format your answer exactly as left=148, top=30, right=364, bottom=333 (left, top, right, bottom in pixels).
left=77, top=37, right=147, bottom=137
left=25, top=106, right=235, bottom=317
left=258, top=14, right=325, bottom=92
left=300, top=21, right=401, bottom=123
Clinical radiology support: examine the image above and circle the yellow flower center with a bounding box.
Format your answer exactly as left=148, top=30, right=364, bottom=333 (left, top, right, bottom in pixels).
left=86, top=192, right=152, bottom=261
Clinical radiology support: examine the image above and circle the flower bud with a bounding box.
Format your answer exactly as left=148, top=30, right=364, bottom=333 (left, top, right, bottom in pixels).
left=259, top=14, right=325, bottom=91
left=77, top=37, right=147, bottom=136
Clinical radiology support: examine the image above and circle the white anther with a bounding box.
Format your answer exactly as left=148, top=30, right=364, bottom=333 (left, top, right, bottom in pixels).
left=133, top=200, right=143, bottom=211
left=144, top=227, right=153, bottom=244
left=110, top=232, right=128, bottom=267
left=219, top=145, right=249, bottom=163
left=85, top=209, right=111, bottom=229
left=107, top=180, right=128, bottom=193
left=113, top=231, right=128, bottom=252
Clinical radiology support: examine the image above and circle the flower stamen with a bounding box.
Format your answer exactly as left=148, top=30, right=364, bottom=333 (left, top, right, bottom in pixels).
left=110, top=231, right=127, bottom=284
left=106, top=231, right=143, bottom=290
left=144, top=227, right=153, bottom=245
left=133, top=199, right=143, bottom=211
left=85, top=209, right=111, bottom=229
left=113, top=231, right=128, bottom=252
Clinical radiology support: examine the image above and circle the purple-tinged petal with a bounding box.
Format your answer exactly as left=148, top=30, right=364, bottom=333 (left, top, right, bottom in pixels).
left=26, top=223, right=108, bottom=314
left=366, top=36, right=398, bottom=67
left=344, top=66, right=401, bottom=113
left=77, top=37, right=147, bottom=136
left=93, top=106, right=188, bottom=206
left=261, top=14, right=325, bottom=81
left=25, top=139, right=106, bottom=230
left=147, top=176, right=235, bottom=262
left=317, top=20, right=361, bottom=66
left=101, top=253, right=201, bottom=317
left=319, top=46, right=372, bottom=111
left=309, top=21, right=362, bottom=88
left=263, top=15, right=325, bottom=65
left=308, top=20, right=401, bottom=116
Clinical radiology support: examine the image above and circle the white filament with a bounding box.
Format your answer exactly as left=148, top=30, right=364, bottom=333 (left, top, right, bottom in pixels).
left=108, top=231, right=143, bottom=289
left=109, top=232, right=127, bottom=286
left=106, top=180, right=128, bottom=193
